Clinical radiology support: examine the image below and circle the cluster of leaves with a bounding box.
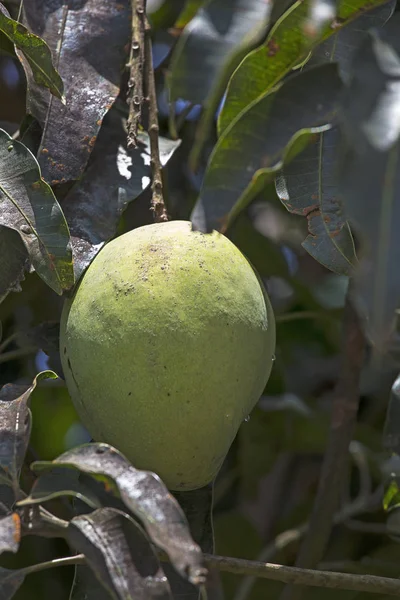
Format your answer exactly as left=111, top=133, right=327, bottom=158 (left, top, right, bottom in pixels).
left=0, top=373, right=207, bottom=599
left=1, top=0, right=400, bottom=599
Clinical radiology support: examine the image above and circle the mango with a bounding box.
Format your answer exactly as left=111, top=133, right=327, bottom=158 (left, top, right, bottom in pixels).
left=60, top=220, right=275, bottom=490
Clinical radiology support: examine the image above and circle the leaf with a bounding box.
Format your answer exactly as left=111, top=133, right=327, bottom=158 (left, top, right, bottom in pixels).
left=0, top=226, right=30, bottom=304
left=60, top=105, right=181, bottom=281
left=276, top=128, right=357, bottom=275
left=383, top=372, right=400, bottom=454
left=0, top=567, right=25, bottom=600
left=167, top=0, right=272, bottom=168
left=67, top=508, right=172, bottom=600
left=307, top=1, right=395, bottom=80
left=32, top=443, right=206, bottom=585
left=167, top=0, right=271, bottom=106
left=337, top=14, right=400, bottom=345
left=0, top=129, right=74, bottom=295
left=0, top=513, right=20, bottom=555
left=218, top=0, right=395, bottom=136
left=0, top=3, right=64, bottom=101
left=0, top=371, right=57, bottom=497
left=21, top=0, right=131, bottom=185
left=191, top=62, right=342, bottom=233
left=304, top=0, right=338, bottom=37
left=17, top=467, right=101, bottom=510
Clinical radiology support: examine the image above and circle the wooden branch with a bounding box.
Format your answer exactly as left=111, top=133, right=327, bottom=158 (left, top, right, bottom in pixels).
left=280, top=285, right=366, bottom=600
left=234, top=486, right=381, bottom=600
left=14, top=550, right=400, bottom=597
left=206, top=554, right=400, bottom=597
left=126, top=0, right=146, bottom=148
left=144, top=15, right=168, bottom=222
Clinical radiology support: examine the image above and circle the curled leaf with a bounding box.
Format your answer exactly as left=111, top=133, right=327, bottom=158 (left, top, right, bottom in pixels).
left=32, top=443, right=206, bottom=585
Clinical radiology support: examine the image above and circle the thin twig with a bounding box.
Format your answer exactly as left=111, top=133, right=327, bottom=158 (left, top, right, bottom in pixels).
left=0, top=331, right=18, bottom=353
left=206, top=554, right=400, bottom=597
left=234, top=486, right=382, bottom=600
left=0, top=346, right=37, bottom=364
left=280, top=286, right=366, bottom=600
left=127, top=0, right=146, bottom=148
left=144, top=15, right=168, bottom=222
left=10, top=551, right=400, bottom=597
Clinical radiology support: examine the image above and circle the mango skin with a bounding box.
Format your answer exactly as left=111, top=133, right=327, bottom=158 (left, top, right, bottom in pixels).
left=60, top=220, right=275, bottom=490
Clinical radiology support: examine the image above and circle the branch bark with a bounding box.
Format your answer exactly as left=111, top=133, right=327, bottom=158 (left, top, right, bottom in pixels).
left=280, top=286, right=366, bottom=600
left=127, top=0, right=146, bottom=148
left=14, top=550, right=400, bottom=597
left=144, top=18, right=168, bottom=222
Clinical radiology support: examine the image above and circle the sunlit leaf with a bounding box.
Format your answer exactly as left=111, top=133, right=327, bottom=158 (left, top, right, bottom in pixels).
left=21, top=0, right=131, bottom=184
left=218, top=0, right=394, bottom=136
left=0, top=3, right=64, bottom=101
left=60, top=106, right=181, bottom=281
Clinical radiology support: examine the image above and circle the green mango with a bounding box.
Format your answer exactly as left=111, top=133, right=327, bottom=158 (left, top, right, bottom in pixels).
left=60, top=220, right=275, bottom=490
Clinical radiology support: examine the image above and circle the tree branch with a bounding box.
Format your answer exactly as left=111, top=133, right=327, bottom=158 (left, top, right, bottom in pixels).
left=206, top=554, right=400, bottom=597
left=234, top=486, right=381, bottom=600
left=11, top=550, right=400, bottom=597
left=280, top=286, right=366, bottom=600
left=144, top=14, right=168, bottom=222
left=126, top=0, right=146, bottom=148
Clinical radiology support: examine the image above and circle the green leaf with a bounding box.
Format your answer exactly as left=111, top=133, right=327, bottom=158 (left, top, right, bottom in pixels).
left=0, top=3, right=64, bottom=101
left=338, top=15, right=400, bottom=346
left=276, top=129, right=358, bottom=275
left=191, top=63, right=342, bottom=233
left=0, top=129, right=74, bottom=295
left=218, top=0, right=395, bottom=136
left=0, top=225, right=30, bottom=304
left=167, top=0, right=272, bottom=168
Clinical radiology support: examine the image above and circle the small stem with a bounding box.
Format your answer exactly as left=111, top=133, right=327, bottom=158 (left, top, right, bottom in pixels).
left=234, top=487, right=381, bottom=600
left=127, top=0, right=146, bottom=148
left=0, top=331, right=19, bottom=353
left=144, top=16, right=168, bottom=222
left=0, top=346, right=37, bottom=364
left=280, top=286, right=365, bottom=600
left=19, top=554, right=85, bottom=578
left=275, top=310, right=340, bottom=324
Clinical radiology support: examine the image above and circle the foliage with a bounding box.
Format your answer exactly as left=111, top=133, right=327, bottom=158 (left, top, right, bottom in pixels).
left=1, top=0, right=400, bottom=599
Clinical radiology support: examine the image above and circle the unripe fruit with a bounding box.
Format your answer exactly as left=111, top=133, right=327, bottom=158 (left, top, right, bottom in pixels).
left=60, top=221, right=275, bottom=490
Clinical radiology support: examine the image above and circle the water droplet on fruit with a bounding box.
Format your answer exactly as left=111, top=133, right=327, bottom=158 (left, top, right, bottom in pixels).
left=272, top=354, right=276, bottom=361
left=244, top=415, right=250, bottom=422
